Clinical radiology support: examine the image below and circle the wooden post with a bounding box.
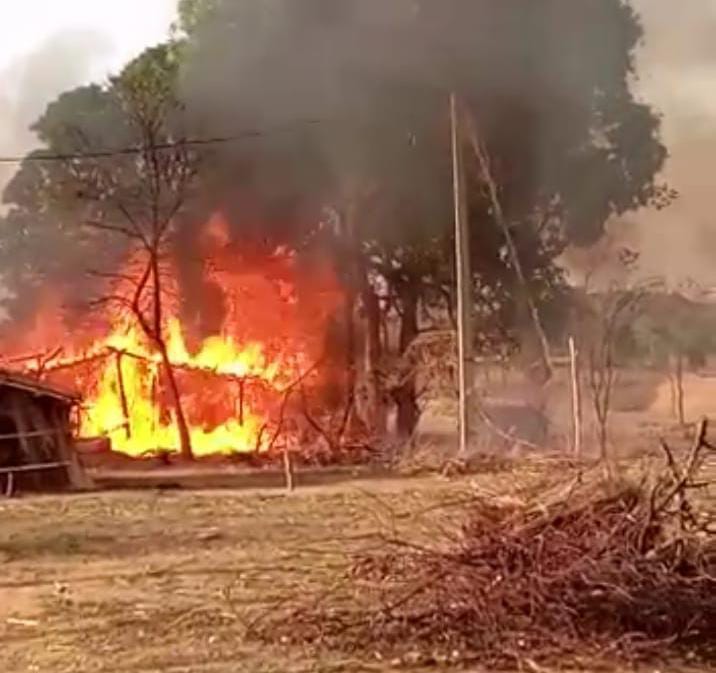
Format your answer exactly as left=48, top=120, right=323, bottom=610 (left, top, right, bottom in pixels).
left=238, top=378, right=245, bottom=426
left=282, top=446, right=295, bottom=492
left=116, top=353, right=132, bottom=439
left=150, top=363, right=158, bottom=437
left=51, top=405, right=93, bottom=491
left=668, top=362, right=678, bottom=419
left=568, top=336, right=583, bottom=459
left=5, top=472, right=14, bottom=498
left=451, top=93, right=474, bottom=458
left=675, top=352, right=685, bottom=426
left=10, top=395, right=36, bottom=461
left=24, top=403, right=55, bottom=463
left=9, top=393, right=42, bottom=490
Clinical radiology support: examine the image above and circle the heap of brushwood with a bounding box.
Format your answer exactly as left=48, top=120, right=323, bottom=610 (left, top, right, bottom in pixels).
left=256, top=423, right=715, bottom=668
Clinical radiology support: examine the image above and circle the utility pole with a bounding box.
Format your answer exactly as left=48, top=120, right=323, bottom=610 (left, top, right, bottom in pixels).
left=568, top=336, right=582, bottom=459
left=450, top=93, right=474, bottom=457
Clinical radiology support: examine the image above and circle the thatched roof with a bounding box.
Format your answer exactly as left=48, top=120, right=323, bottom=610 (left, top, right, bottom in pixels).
left=0, top=369, right=80, bottom=403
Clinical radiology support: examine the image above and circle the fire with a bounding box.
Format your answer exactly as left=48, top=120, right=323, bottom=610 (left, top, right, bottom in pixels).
left=165, top=320, right=280, bottom=380
left=4, top=214, right=343, bottom=457
left=79, top=318, right=284, bottom=456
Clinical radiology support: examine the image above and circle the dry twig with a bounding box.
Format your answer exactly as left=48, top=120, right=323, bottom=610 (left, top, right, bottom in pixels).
left=256, top=428, right=716, bottom=668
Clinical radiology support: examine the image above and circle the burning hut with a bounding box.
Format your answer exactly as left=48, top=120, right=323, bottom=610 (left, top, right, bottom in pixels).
left=1, top=216, right=344, bottom=461
left=0, top=369, right=89, bottom=495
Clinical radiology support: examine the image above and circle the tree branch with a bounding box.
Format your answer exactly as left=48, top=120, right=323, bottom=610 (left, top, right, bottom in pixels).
left=84, top=220, right=145, bottom=241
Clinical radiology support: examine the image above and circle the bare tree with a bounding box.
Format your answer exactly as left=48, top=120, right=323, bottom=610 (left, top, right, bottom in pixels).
left=63, top=46, right=198, bottom=459
left=586, top=285, right=649, bottom=477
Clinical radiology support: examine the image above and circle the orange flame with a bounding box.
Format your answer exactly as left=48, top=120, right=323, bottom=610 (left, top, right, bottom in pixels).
left=78, top=318, right=284, bottom=456
left=7, top=214, right=343, bottom=457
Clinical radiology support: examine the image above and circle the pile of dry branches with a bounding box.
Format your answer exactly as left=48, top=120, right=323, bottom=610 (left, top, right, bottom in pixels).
left=257, top=424, right=715, bottom=668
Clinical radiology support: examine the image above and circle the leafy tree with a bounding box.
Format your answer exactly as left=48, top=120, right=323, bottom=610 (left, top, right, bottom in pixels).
left=1, top=0, right=670, bottom=441
left=173, top=0, right=669, bottom=435
left=0, top=85, right=129, bottom=325
left=1, top=44, right=198, bottom=458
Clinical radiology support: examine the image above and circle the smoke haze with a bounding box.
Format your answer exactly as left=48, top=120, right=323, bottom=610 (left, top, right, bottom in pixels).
left=0, top=31, right=110, bottom=203
left=629, top=0, right=716, bottom=286
left=1, top=1, right=715, bottom=287
left=0, top=0, right=177, bottom=202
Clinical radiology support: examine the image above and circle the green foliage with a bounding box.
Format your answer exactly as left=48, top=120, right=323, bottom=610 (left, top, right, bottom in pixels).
left=0, top=1, right=669, bottom=350
left=0, top=85, right=129, bottom=321
left=175, top=0, right=668, bottom=345
left=176, top=0, right=220, bottom=36
left=113, top=44, right=184, bottom=123
left=0, top=43, right=195, bottom=323
left=180, top=0, right=667, bottom=233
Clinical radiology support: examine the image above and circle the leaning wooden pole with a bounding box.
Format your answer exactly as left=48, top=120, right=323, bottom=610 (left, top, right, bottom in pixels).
left=115, top=353, right=132, bottom=439
left=238, top=377, right=246, bottom=426
left=462, top=107, right=553, bottom=384
left=451, top=93, right=474, bottom=458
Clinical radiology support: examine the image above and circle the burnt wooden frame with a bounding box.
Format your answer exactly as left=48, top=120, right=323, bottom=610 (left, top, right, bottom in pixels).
left=0, top=372, right=89, bottom=495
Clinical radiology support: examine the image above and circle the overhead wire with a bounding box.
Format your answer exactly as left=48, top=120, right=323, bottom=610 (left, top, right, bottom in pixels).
left=0, top=118, right=326, bottom=165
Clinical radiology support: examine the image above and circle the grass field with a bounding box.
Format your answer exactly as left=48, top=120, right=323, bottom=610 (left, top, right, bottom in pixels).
left=0, top=459, right=711, bottom=673
left=0, top=472, right=485, bottom=673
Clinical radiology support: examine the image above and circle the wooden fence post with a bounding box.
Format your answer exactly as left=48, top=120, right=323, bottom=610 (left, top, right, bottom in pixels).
left=569, top=336, right=583, bottom=459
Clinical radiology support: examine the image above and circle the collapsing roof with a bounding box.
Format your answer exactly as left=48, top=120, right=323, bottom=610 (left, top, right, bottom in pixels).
left=0, top=369, right=88, bottom=495
left=0, top=368, right=80, bottom=403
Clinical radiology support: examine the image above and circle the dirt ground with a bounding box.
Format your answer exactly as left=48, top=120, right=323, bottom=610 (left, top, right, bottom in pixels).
left=1, top=458, right=712, bottom=673
left=0, top=473, right=479, bottom=673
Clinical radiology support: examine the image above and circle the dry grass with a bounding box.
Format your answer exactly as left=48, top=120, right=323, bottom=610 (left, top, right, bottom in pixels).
left=0, top=455, right=712, bottom=673
left=0, top=474, right=485, bottom=673
left=262, top=466, right=714, bottom=669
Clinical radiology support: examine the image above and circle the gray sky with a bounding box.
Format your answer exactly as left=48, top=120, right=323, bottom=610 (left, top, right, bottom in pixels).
left=0, top=0, right=714, bottom=286
left=0, top=0, right=177, bottom=196
left=625, top=0, right=716, bottom=286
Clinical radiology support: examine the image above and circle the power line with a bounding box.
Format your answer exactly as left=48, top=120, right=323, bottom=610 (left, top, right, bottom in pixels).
left=0, top=118, right=325, bottom=165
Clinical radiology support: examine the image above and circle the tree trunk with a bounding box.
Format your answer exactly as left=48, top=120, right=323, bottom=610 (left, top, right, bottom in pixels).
left=338, top=198, right=370, bottom=440
left=395, top=282, right=420, bottom=438
left=337, top=284, right=359, bottom=440
left=362, top=280, right=387, bottom=435
left=597, top=415, right=608, bottom=463
left=395, top=384, right=419, bottom=439
left=158, top=340, right=193, bottom=460
left=149, top=253, right=193, bottom=460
